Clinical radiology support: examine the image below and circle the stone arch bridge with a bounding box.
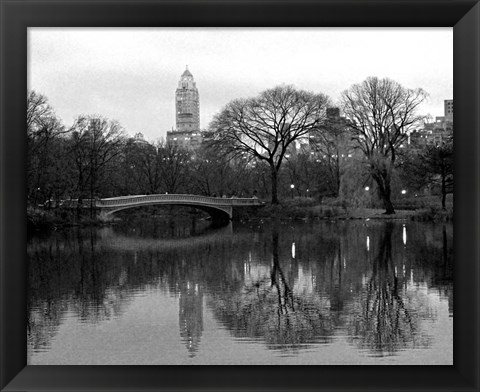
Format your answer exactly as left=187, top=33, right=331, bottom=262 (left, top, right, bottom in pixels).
left=68, top=194, right=262, bottom=222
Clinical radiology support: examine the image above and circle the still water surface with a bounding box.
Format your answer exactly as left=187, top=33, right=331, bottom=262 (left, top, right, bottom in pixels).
left=27, top=216, right=453, bottom=365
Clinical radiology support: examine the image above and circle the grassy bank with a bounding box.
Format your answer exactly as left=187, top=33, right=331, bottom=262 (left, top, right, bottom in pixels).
left=27, top=205, right=209, bottom=233
left=27, top=207, right=106, bottom=232
left=235, top=197, right=453, bottom=222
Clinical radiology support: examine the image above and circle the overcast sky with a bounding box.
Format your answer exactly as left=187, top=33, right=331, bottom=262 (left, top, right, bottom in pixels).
left=28, top=28, right=452, bottom=142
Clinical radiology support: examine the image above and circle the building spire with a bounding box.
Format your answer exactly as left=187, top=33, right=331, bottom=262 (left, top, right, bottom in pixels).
left=182, top=66, right=193, bottom=77
left=175, top=66, right=199, bottom=132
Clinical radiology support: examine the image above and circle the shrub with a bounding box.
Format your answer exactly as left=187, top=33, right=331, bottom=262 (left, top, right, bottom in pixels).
left=27, top=207, right=56, bottom=231
left=410, top=206, right=453, bottom=222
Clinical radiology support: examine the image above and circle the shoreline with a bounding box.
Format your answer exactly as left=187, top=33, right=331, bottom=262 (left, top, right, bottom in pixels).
left=28, top=201, right=453, bottom=233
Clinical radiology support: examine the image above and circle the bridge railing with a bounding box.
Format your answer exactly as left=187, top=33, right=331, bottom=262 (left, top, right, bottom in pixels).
left=95, top=194, right=262, bottom=208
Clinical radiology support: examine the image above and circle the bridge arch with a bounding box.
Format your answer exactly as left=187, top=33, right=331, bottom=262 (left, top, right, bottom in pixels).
left=94, top=194, right=261, bottom=222
left=101, top=202, right=232, bottom=222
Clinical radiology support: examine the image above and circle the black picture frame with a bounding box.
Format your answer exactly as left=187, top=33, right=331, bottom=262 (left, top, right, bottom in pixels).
left=1, top=1, right=479, bottom=391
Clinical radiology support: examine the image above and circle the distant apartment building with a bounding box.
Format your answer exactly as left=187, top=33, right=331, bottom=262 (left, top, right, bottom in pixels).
left=166, top=129, right=203, bottom=150
left=166, top=67, right=203, bottom=150
left=132, top=132, right=149, bottom=145
left=444, top=99, right=453, bottom=120
left=409, top=99, right=453, bottom=148
left=306, top=107, right=355, bottom=160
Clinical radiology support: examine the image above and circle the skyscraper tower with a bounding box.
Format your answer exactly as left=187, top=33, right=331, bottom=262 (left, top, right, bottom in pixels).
left=175, top=66, right=200, bottom=132
left=166, top=66, right=202, bottom=149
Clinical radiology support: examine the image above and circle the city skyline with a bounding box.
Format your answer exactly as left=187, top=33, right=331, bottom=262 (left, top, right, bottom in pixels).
left=28, top=27, right=453, bottom=142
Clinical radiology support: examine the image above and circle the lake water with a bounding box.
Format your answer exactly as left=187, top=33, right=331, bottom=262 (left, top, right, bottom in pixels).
left=27, top=215, right=453, bottom=365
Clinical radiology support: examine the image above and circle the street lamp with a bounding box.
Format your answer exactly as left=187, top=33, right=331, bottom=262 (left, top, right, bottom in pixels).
left=290, top=184, right=295, bottom=199
left=34, top=187, right=41, bottom=206
left=401, top=189, right=407, bottom=195
left=365, top=186, right=370, bottom=191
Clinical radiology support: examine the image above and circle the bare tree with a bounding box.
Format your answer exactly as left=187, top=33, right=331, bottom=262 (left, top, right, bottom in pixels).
left=188, top=145, right=231, bottom=196
left=309, top=109, right=353, bottom=197
left=209, top=85, right=330, bottom=204
left=157, top=141, right=191, bottom=194
left=27, top=91, right=67, bottom=205
left=69, top=116, right=125, bottom=214
left=421, top=142, right=453, bottom=210
left=341, top=77, right=427, bottom=214
left=284, top=152, right=321, bottom=198
left=401, top=139, right=453, bottom=209
left=123, top=139, right=164, bottom=195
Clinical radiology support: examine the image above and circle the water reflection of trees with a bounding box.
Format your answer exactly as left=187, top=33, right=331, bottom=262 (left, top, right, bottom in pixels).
left=345, top=223, right=432, bottom=355
left=210, top=229, right=335, bottom=352
left=27, top=226, right=251, bottom=357
left=28, top=221, right=453, bottom=359
left=27, top=230, right=137, bottom=352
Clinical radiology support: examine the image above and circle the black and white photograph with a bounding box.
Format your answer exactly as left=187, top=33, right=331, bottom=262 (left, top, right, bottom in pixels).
left=27, top=27, right=453, bottom=365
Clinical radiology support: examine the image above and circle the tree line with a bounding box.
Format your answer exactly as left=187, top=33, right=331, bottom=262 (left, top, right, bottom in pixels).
left=27, top=90, right=261, bottom=209
left=27, top=77, right=453, bottom=215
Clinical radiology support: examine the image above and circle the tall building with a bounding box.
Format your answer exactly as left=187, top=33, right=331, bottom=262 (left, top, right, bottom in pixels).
left=434, top=99, right=454, bottom=126
left=175, top=66, right=200, bottom=132
left=409, top=99, right=453, bottom=149
left=306, top=107, right=354, bottom=158
left=444, top=99, right=453, bottom=120
left=167, top=66, right=202, bottom=149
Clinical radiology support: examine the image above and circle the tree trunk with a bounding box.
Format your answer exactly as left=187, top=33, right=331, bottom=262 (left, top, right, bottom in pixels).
left=441, top=165, right=447, bottom=210
left=373, top=171, right=395, bottom=215
left=270, top=165, right=279, bottom=204
left=382, top=180, right=395, bottom=215
left=90, top=167, right=95, bottom=219
left=335, top=155, right=341, bottom=197
left=441, top=175, right=447, bottom=210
